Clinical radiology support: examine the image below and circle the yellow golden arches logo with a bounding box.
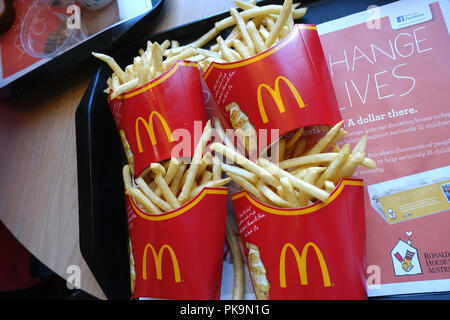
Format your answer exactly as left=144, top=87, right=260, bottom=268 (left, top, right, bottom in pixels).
left=279, top=242, right=331, bottom=288
left=135, top=111, right=174, bottom=153
left=142, top=243, right=181, bottom=282
left=257, top=76, right=306, bottom=124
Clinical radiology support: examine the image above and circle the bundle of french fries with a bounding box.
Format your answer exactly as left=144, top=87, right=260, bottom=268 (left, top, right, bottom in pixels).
left=121, top=120, right=231, bottom=214
left=92, top=0, right=306, bottom=99
left=211, top=120, right=377, bottom=209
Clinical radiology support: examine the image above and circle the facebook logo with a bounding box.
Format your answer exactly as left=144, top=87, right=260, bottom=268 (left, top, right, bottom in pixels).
left=396, top=15, right=405, bottom=23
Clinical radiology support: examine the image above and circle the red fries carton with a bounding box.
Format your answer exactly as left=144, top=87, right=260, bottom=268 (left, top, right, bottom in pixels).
left=232, top=179, right=366, bottom=299
left=125, top=187, right=227, bottom=299
left=203, top=25, right=367, bottom=299
left=204, top=25, right=342, bottom=153
left=109, top=61, right=208, bottom=176
left=108, top=61, right=228, bottom=299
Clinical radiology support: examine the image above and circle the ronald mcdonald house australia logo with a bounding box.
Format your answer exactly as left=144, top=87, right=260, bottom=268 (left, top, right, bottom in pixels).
left=390, top=231, right=422, bottom=276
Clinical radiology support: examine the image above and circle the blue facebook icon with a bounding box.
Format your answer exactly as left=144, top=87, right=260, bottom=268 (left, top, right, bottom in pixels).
left=397, top=15, right=405, bottom=23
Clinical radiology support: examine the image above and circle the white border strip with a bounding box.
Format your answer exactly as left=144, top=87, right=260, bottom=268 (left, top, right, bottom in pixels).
left=368, top=279, right=450, bottom=297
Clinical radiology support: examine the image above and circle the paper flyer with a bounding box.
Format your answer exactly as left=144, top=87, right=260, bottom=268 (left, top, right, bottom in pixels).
left=317, top=0, right=450, bottom=297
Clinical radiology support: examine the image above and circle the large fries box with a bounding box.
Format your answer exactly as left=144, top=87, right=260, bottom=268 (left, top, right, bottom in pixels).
left=203, top=24, right=367, bottom=299
left=75, top=0, right=397, bottom=300
left=108, top=60, right=228, bottom=299
left=232, top=179, right=366, bottom=299
left=203, top=24, right=342, bottom=154
left=108, top=61, right=208, bottom=176
left=125, top=188, right=228, bottom=299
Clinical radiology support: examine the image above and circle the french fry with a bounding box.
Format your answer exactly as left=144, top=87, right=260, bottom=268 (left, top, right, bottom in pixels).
left=292, top=138, right=307, bottom=158
left=279, top=153, right=337, bottom=169
left=315, top=144, right=350, bottom=188
left=210, top=142, right=280, bottom=188
left=257, top=157, right=330, bottom=203
left=212, top=156, right=222, bottom=180
left=293, top=7, right=308, bottom=19
left=150, top=162, right=166, bottom=176
left=297, top=167, right=325, bottom=206
left=362, top=157, right=377, bottom=169
left=190, top=27, right=219, bottom=48
left=264, top=0, right=292, bottom=48
left=92, top=52, right=125, bottom=82
left=323, top=128, right=348, bottom=152
left=178, top=120, right=212, bottom=204
left=217, top=36, right=237, bottom=62
left=155, top=173, right=181, bottom=209
left=119, top=130, right=135, bottom=175
left=256, top=180, right=291, bottom=208
left=199, top=170, right=213, bottom=185
left=170, top=163, right=187, bottom=195
left=306, top=121, right=344, bottom=155
left=278, top=138, right=286, bottom=162
left=286, top=128, right=304, bottom=149
left=324, top=180, right=336, bottom=193
left=213, top=118, right=237, bottom=152
left=352, top=132, right=368, bottom=155
left=258, top=24, right=269, bottom=41
left=165, top=157, right=181, bottom=185
left=135, top=177, right=173, bottom=212
left=111, top=78, right=139, bottom=99
left=196, top=152, right=213, bottom=180
left=214, top=6, right=285, bottom=31
left=230, top=7, right=256, bottom=55
left=189, top=177, right=231, bottom=199
left=151, top=42, right=163, bottom=78
left=226, top=26, right=240, bottom=41
left=333, top=151, right=365, bottom=184
left=125, top=187, right=162, bottom=214
left=162, top=47, right=197, bottom=71
left=225, top=217, right=245, bottom=300
left=331, top=143, right=341, bottom=153
left=160, top=39, right=171, bottom=50
left=280, top=177, right=300, bottom=208
left=232, top=39, right=252, bottom=59
left=227, top=172, right=267, bottom=203
left=122, top=164, right=132, bottom=190
left=221, top=162, right=258, bottom=184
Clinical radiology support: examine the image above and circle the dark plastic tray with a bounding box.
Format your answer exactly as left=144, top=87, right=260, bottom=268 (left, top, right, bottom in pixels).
left=75, top=0, right=450, bottom=300
left=0, top=0, right=164, bottom=99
